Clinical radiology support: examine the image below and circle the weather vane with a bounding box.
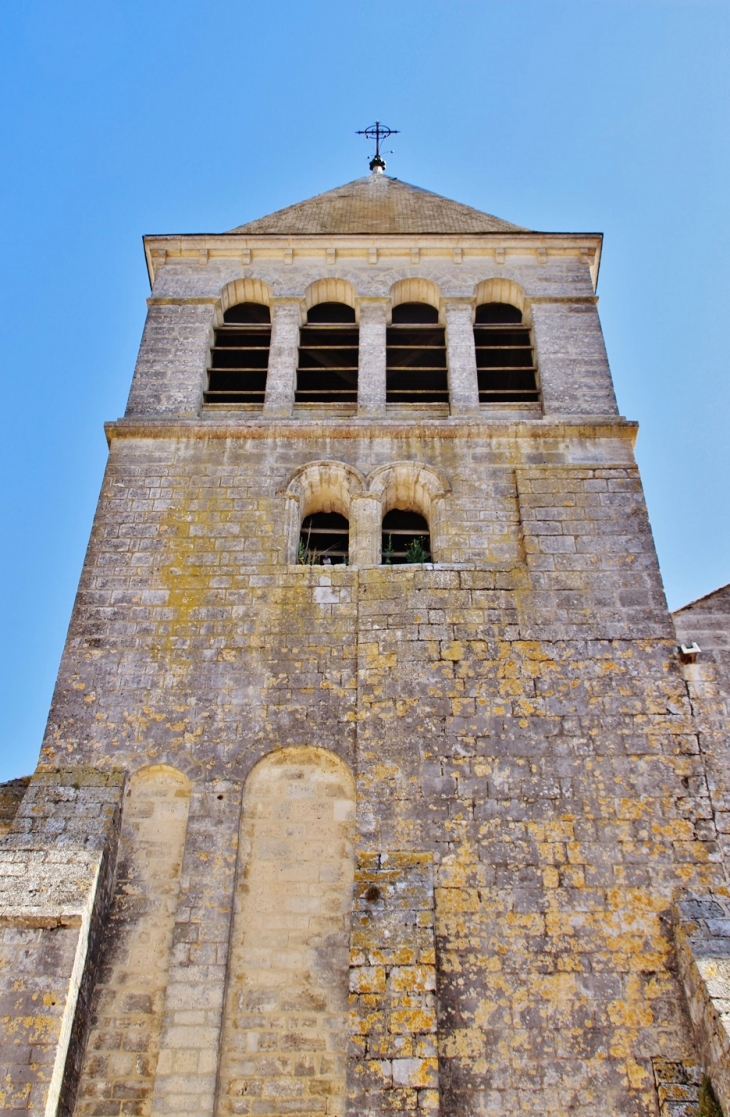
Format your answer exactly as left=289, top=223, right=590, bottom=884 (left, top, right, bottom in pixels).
left=356, top=121, right=399, bottom=173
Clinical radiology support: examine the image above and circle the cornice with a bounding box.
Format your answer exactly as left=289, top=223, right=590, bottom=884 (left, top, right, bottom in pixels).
left=143, top=232, right=603, bottom=288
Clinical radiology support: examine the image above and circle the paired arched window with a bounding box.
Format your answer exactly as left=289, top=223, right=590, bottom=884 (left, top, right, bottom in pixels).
left=298, top=512, right=350, bottom=565
left=473, top=302, right=539, bottom=403
left=381, top=509, right=431, bottom=564
left=297, top=507, right=431, bottom=565
left=296, top=302, right=359, bottom=408
left=386, top=302, right=448, bottom=406
left=205, top=302, right=270, bottom=407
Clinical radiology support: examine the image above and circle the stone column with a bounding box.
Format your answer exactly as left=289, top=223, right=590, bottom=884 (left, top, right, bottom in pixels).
left=429, top=493, right=450, bottom=564
left=442, top=298, right=480, bottom=416
left=350, top=492, right=382, bottom=567
left=283, top=491, right=302, bottom=564
left=263, top=298, right=301, bottom=417
left=357, top=298, right=388, bottom=417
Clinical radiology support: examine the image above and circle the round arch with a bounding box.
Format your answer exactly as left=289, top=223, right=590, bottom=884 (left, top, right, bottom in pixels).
left=366, top=460, right=450, bottom=515
left=219, top=277, right=272, bottom=321
left=303, top=278, right=358, bottom=321
left=126, top=763, right=191, bottom=795
left=283, top=460, right=366, bottom=564
left=473, top=277, right=526, bottom=316
left=285, top=460, right=365, bottom=520
left=389, top=278, right=441, bottom=316
left=366, top=461, right=451, bottom=563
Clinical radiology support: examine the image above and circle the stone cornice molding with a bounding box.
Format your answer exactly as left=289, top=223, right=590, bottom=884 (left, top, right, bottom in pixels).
left=144, top=232, right=603, bottom=288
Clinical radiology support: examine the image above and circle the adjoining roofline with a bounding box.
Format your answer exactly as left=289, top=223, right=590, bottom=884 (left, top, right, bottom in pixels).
left=672, top=582, right=730, bottom=615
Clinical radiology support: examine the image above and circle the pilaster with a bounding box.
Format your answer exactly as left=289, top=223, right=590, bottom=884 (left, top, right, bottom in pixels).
left=357, top=298, right=388, bottom=417
left=263, top=298, right=301, bottom=417
left=442, top=298, right=480, bottom=416
left=350, top=492, right=382, bottom=566
left=150, top=780, right=242, bottom=1117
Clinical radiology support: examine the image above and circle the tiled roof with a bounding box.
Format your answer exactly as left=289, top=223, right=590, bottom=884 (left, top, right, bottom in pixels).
left=228, top=174, right=527, bottom=235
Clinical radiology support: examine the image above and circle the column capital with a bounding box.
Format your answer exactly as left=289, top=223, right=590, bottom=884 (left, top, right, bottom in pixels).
left=355, top=295, right=390, bottom=307
left=350, top=490, right=382, bottom=503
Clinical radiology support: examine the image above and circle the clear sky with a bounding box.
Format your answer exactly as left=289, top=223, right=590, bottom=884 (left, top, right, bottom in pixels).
left=0, top=0, right=728, bottom=782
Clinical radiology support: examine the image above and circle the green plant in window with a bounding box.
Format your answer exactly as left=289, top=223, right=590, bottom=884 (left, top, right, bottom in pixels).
left=405, top=537, right=428, bottom=564
left=297, top=540, right=318, bottom=566
left=700, top=1077, right=723, bottom=1117
left=383, top=534, right=395, bottom=565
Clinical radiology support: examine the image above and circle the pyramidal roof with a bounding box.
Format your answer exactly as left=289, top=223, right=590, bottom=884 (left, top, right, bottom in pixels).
left=228, top=173, right=528, bottom=236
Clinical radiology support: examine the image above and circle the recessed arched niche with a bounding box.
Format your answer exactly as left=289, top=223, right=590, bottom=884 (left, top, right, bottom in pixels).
left=74, top=766, right=191, bottom=1117
left=215, top=747, right=356, bottom=1117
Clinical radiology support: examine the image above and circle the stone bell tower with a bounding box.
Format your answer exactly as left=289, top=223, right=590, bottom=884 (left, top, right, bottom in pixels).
left=1, top=160, right=728, bottom=1117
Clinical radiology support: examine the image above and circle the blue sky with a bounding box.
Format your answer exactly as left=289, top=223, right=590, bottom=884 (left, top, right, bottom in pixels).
left=1, top=0, right=729, bottom=781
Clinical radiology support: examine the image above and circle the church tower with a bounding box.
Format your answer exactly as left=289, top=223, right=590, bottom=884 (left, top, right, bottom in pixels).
left=1, top=157, right=728, bottom=1117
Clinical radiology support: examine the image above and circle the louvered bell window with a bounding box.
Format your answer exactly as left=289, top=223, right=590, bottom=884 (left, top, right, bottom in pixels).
left=386, top=303, right=448, bottom=405
left=205, top=302, right=270, bottom=407
left=473, top=303, right=539, bottom=403
left=295, top=303, right=358, bottom=407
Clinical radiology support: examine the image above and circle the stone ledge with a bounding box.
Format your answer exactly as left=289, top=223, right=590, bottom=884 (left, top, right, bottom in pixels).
left=106, top=415, right=638, bottom=445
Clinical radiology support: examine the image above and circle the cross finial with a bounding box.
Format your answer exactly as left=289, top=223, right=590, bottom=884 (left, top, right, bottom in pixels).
left=356, top=121, right=399, bottom=174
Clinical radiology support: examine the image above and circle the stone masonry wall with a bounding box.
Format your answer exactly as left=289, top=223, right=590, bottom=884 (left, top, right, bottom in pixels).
left=0, top=769, right=124, bottom=1115
left=674, top=587, right=730, bottom=865
left=26, top=413, right=725, bottom=1116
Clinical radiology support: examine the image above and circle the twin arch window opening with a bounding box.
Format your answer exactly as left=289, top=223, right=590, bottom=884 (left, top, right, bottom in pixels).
left=205, top=300, right=538, bottom=408
left=298, top=509, right=431, bottom=566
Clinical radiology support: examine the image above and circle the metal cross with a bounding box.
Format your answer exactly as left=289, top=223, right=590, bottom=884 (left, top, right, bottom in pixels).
left=356, top=121, right=399, bottom=172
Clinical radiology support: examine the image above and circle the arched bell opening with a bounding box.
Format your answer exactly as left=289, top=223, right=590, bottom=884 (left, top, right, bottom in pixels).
left=381, top=508, right=431, bottom=565
left=473, top=301, right=539, bottom=403
left=299, top=511, right=350, bottom=565
left=205, top=302, right=271, bottom=408
left=295, top=301, right=359, bottom=408
left=386, top=302, right=448, bottom=405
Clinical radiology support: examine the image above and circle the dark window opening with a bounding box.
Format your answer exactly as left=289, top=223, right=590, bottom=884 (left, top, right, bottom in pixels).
left=381, top=509, right=431, bottom=564
left=387, top=302, right=447, bottom=405
left=205, top=302, right=271, bottom=406
left=296, top=302, right=358, bottom=406
left=298, top=512, right=349, bottom=565
left=473, top=302, right=539, bottom=403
